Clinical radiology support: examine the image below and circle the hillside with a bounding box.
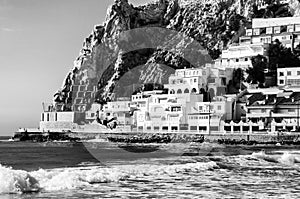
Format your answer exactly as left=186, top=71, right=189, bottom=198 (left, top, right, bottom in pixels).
left=53, top=0, right=299, bottom=111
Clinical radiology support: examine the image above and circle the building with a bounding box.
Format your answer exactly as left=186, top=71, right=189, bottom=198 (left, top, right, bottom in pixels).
left=85, top=103, right=101, bottom=121
left=102, top=100, right=131, bottom=126
left=242, top=17, right=300, bottom=49
left=187, top=96, right=235, bottom=133
left=215, top=17, right=300, bottom=73
left=165, top=65, right=232, bottom=100
left=242, top=87, right=300, bottom=131
left=132, top=90, right=203, bottom=131
left=277, top=67, right=300, bottom=86
left=215, top=43, right=268, bottom=70
left=40, top=111, right=85, bottom=131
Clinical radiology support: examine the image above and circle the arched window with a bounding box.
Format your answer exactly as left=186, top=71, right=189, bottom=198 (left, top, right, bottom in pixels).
left=184, top=88, right=189, bottom=93
left=170, top=89, right=175, bottom=94
left=177, top=89, right=182, bottom=94
left=191, top=88, right=197, bottom=93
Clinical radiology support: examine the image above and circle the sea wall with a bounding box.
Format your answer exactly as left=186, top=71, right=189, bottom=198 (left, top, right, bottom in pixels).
left=71, top=132, right=300, bottom=145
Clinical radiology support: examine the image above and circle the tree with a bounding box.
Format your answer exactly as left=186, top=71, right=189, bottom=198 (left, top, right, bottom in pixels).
left=227, top=68, right=245, bottom=94
left=247, top=55, right=267, bottom=85
left=268, top=40, right=300, bottom=69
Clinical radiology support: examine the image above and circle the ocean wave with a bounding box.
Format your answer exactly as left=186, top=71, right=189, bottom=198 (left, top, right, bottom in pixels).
left=0, top=165, right=40, bottom=194
left=0, top=161, right=218, bottom=194
left=252, top=150, right=300, bottom=165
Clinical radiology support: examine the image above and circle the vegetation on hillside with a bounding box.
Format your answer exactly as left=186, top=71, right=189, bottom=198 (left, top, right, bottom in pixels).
left=246, top=40, right=300, bottom=88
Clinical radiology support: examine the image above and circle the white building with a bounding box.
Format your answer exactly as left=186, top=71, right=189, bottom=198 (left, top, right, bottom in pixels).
left=277, top=67, right=300, bottom=86
left=133, top=91, right=202, bottom=131
left=187, top=96, right=234, bottom=133
left=242, top=17, right=300, bottom=49
left=102, top=101, right=131, bottom=126
left=165, top=66, right=231, bottom=100
left=216, top=43, right=267, bottom=70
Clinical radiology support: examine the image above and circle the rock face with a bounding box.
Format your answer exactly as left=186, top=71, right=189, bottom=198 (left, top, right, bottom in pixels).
left=53, top=0, right=299, bottom=112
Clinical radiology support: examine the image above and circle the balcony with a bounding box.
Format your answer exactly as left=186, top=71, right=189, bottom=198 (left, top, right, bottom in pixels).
left=271, top=112, right=298, bottom=118
left=246, top=112, right=270, bottom=118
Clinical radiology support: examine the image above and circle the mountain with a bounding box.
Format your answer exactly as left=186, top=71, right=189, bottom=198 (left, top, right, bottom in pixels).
left=53, top=0, right=299, bottom=111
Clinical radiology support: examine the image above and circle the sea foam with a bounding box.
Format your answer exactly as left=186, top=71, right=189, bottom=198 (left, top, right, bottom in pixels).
left=0, top=161, right=218, bottom=194
left=0, top=165, right=39, bottom=194
left=252, top=151, right=300, bottom=165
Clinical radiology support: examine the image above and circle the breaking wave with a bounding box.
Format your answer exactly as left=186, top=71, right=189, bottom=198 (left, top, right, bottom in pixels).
left=252, top=150, right=300, bottom=165
left=0, top=161, right=218, bottom=194
left=0, top=165, right=39, bottom=194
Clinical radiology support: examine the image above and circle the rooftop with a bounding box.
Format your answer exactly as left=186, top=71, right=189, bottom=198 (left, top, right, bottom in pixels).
left=252, top=17, right=300, bottom=28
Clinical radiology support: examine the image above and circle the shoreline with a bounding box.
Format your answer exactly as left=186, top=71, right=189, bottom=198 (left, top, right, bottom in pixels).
left=11, top=130, right=300, bottom=145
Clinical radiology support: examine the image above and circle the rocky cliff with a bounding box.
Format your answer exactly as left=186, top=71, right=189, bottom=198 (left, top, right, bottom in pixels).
left=53, top=0, right=299, bottom=112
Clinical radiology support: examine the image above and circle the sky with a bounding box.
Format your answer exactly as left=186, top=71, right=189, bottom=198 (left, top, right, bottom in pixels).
left=0, top=0, right=151, bottom=135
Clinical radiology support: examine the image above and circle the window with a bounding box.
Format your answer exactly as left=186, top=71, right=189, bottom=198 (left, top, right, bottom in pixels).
left=279, top=80, right=284, bottom=84
left=194, top=78, right=197, bottom=83
left=287, top=71, right=292, bottom=76
left=279, top=72, right=284, bottom=76
left=297, top=71, right=300, bottom=75
left=199, top=126, right=207, bottom=131
left=138, top=126, right=143, bottom=130
left=245, top=58, right=248, bottom=61
left=199, top=106, right=203, bottom=111
left=274, top=27, right=281, bottom=34
left=287, top=79, right=300, bottom=85
left=218, top=105, right=222, bottom=110
left=236, top=59, right=239, bottom=62
left=190, top=126, right=197, bottom=130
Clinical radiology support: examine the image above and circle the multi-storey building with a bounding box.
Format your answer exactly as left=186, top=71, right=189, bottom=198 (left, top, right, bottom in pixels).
left=215, top=17, right=300, bottom=73
left=215, top=43, right=268, bottom=70
left=132, top=90, right=203, bottom=131
left=277, top=67, right=300, bottom=87
left=242, top=17, right=300, bottom=49
left=165, top=65, right=232, bottom=100
left=102, top=100, right=131, bottom=126
left=187, top=96, right=234, bottom=133
left=244, top=87, right=300, bottom=131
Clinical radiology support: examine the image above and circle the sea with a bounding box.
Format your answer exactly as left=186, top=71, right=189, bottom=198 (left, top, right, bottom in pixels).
left=1, top=135, right=300, bottom=198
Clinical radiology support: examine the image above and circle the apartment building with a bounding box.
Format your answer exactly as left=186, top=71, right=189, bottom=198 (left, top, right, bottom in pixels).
left=277, top=67, right=300, bottom=87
